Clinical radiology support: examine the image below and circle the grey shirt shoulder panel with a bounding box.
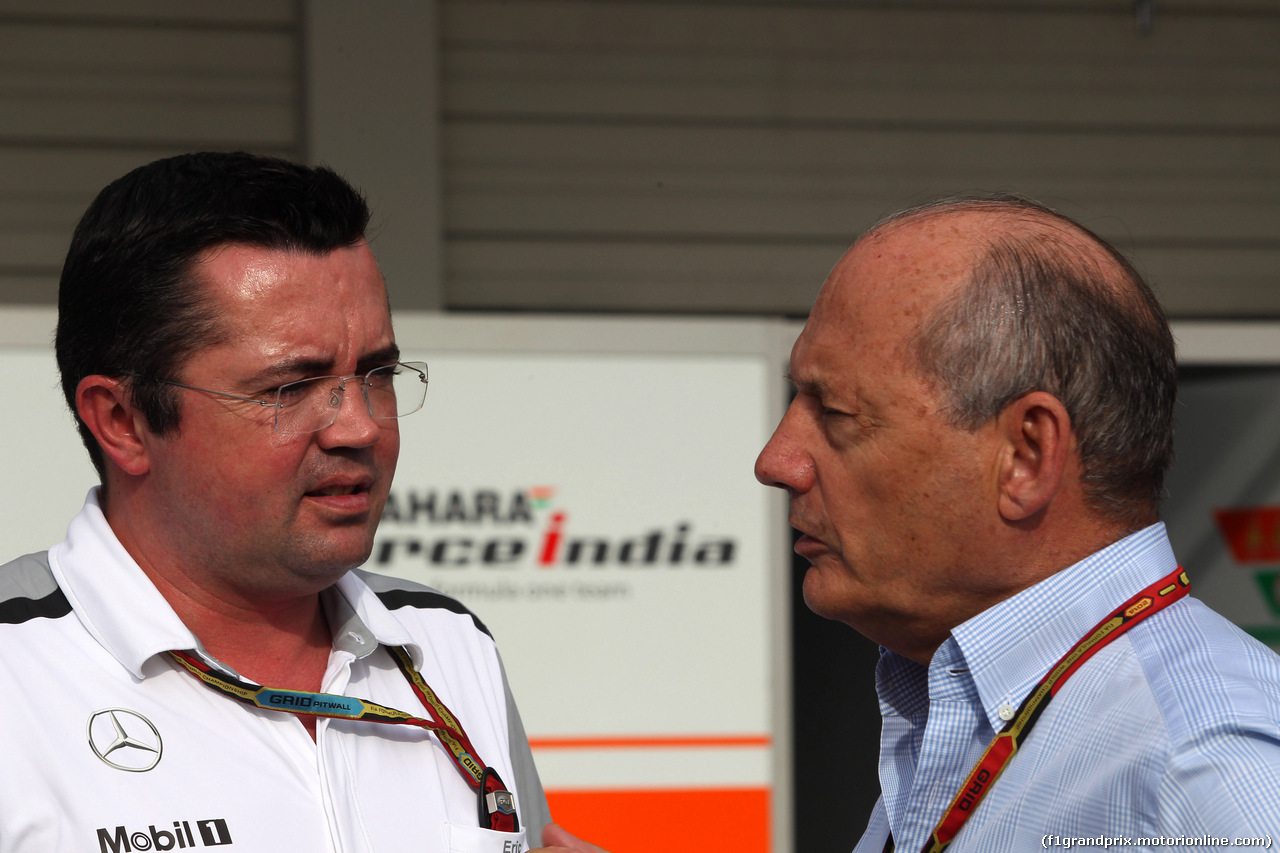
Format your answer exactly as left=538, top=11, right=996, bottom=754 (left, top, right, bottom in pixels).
left=356, top=568, right=494, bottom=639
left=0, top=552, right=71, bottom=624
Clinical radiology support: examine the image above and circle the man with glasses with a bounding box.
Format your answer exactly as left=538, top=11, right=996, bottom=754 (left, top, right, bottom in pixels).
left=0, top=152, right=549, bottom=851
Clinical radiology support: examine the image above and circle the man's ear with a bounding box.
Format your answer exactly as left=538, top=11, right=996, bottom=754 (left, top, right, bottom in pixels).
left=995, top=391, right=1073, bottom=522
left=76, top=376, right=152, bottom=477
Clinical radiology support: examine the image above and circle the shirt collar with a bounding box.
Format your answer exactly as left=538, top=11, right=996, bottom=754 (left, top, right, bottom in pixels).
left=949, top=522, right=1177, bottom=732
left=48, top=488, right=423, bottom=677
left=331, top=571, right=425, bottom=668
left=875, top=646, right=930, bottom=718
left=873, top=523, right=1177, bottom=729
left=49, top=488, right=199, bottom=678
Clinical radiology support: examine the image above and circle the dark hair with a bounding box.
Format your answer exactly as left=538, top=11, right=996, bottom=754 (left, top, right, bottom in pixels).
left=56, top=151, right=371, bottom=478
left=881, top=194, right=1177, bottom=528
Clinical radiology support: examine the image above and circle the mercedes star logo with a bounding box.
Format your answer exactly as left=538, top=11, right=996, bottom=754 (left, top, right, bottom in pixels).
left=87, top=708, right=163, bottom=772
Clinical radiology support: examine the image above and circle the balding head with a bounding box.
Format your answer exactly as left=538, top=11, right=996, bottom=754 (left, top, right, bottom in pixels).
left=757, top=196, right=1177, bottom=656
left=862, top=195, right=1176, bottom=529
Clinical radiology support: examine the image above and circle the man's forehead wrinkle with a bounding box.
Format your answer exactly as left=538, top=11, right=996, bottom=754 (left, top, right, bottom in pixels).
left=790, top=327, right=881, bottom=418
left=790, top=329, right=836, bottom=390
left=787, top=332, right=830, bottom=394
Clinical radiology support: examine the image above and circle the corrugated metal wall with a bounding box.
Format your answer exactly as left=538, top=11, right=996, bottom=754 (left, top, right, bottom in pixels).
left=0, top=0, right=1276, bottom=315
left=0, top=0, right=301, bottom=305
left=439, top=0, right=1280, bottom=316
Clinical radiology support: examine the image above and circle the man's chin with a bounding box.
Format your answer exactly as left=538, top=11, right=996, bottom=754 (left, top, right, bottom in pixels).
left=800, top=566, right=846, bottom=621
left=281, top=530, right=378, bottom=581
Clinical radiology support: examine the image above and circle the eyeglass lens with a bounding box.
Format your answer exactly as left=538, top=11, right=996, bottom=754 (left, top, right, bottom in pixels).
left=274, top=362, right=428, bottom=434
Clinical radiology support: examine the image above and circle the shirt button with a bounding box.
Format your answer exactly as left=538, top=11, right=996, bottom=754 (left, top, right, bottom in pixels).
left=998, top=704, right=1016, bottom=721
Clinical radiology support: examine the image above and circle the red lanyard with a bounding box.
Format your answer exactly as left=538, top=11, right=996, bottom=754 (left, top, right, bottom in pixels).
left=168, top=645, right=520, bottom=833
left=890, top=566, right=1191, bottom=853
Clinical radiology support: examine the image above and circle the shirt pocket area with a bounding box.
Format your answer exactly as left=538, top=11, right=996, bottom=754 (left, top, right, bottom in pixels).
left=443, top=821, right=528, bottom=853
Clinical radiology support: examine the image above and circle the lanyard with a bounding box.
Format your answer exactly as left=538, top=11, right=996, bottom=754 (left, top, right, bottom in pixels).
left=887, top=566, right=1190, bottom=853
left=167, top=645, right=520, bottom=833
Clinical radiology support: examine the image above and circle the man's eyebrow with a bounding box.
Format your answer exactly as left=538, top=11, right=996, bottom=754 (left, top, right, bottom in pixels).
left=243, top=357, right=335, bottom=388
left=243, top=345, right=402, bottom=387
left=783, top=371, right=833, bottom=397
left=355, top=344, right=402, bottom=371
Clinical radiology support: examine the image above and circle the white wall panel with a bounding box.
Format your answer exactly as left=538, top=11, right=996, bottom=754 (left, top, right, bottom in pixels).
left=0, top=305, right=796, bottom=853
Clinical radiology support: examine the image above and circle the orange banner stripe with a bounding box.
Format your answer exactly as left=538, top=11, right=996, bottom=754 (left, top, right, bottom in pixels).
left=529, top=734, right=771, bottom=749
left=546, top=787, right=770, bottom=853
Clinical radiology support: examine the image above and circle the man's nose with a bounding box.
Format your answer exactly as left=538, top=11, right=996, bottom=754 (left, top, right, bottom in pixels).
left=754, top=406, right=814, bottom=494
left=317, top=379, right=381, bottom=447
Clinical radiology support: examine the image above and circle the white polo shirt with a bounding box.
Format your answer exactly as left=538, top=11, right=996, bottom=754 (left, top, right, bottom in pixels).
left=0, top=489, right=548, bottom=853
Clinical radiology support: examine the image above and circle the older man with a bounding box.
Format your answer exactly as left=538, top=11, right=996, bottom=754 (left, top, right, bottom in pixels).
left=0, top=152, right=548, bottom=851
left=754, top=196, right=1280, bottom=850
left=535, top=195, right=1280, bottom=853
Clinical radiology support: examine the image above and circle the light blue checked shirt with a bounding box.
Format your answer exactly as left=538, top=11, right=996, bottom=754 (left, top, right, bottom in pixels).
left=853, top=523, right=1280, bottom=853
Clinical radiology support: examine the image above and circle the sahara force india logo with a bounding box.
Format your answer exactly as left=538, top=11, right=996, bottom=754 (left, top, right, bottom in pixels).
left=97, top=818, right=232, bottom=852
left=372, top=487, right=737, bottom=569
